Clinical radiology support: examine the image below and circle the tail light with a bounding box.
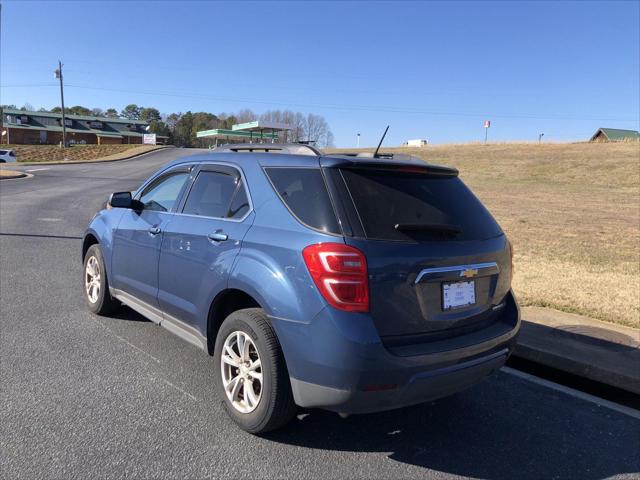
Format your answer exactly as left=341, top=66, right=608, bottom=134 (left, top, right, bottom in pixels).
left=302, top=243, right=369, bottom=312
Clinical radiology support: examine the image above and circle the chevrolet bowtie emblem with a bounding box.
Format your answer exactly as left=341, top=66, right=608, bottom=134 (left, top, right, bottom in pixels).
left=461, top=268, right=478, bottom=278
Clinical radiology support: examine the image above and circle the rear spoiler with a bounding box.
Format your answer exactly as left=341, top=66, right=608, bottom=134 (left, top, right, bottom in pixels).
left=320, top=155, right=458, bottom=177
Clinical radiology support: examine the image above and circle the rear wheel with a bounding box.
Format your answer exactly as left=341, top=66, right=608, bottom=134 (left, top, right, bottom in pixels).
left=214, top=308, right=296, bottom=433
left=83, top=244, right=119, bottom=315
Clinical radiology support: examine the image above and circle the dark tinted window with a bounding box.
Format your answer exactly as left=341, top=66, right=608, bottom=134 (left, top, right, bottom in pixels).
left=183, top=171, right=238, bottom=218
left=228, top=179, right=250, bottom=219
left=139, top=172, right=189, bottom=212
left=265, top=168, right=340, bottom=234
left=340, top=168, right=502, bottom=241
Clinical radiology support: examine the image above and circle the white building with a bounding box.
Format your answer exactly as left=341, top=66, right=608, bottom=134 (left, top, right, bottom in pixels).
left=405, top=139, right=428, bottom=147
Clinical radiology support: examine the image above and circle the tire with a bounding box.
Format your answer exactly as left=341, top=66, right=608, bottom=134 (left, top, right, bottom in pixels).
left=214, top=308, right=297, bottom=433
left=83, top=244, right=119, bottom=315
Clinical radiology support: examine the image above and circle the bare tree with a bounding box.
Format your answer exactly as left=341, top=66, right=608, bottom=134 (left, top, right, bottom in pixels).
left=235, top=109, right=257, bottom=124
left=305, top=113, right=334, bottom=147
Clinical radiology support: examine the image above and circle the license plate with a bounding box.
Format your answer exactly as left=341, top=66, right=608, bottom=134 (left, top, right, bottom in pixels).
left=443, top=281, right=476, bottom=310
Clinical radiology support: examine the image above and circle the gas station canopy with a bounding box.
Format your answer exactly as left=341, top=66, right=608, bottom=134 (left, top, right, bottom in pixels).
left=196, top=120, right=293, bottom=143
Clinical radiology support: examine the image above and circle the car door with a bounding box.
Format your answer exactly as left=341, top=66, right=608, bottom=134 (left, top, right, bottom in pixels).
left=111, top=166, right=192, bottom=308
left=158, top=164, right=254, bottom=331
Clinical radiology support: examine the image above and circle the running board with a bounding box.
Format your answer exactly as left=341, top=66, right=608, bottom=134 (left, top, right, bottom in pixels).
left=110, top=288, right=207, bottom=351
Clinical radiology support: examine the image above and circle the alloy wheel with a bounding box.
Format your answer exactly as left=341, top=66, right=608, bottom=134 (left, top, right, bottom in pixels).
left=220, top=331, right=263, bottom=413
left=85, top=256, right=101, bottom=303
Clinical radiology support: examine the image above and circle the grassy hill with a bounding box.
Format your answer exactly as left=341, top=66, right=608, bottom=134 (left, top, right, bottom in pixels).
left=326, top=142, right=640, bottom=327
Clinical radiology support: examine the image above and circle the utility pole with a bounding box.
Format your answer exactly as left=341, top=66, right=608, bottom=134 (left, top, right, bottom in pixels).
left=55, top=60, right=67, bottom=147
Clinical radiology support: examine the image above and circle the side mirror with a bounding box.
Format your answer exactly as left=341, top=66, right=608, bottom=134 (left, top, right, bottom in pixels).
left=109, top=191, right=134, bottom=209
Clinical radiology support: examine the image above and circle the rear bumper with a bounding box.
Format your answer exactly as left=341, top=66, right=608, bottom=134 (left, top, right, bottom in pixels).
left=291, top=347, right=509, bottom=414
left=274, top=290, right=520, bottom=414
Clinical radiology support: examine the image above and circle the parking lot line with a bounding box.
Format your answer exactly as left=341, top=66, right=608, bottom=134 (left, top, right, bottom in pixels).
left=502, top=366, right=640, bottom=419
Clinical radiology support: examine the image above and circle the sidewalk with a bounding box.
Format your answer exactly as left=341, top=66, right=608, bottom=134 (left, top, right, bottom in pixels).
left=515, top=306, right=640, bottom=395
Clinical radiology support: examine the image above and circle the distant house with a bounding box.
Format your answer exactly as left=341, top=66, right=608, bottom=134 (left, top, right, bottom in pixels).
left=0, top=108, right=166, bottom=145
left=590, top=128, right=640, bottom=142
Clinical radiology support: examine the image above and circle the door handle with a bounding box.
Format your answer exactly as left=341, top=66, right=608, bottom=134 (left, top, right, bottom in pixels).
left=208, top=232, right=228, bottom=242
left=148, top=226, right=161, bottom=235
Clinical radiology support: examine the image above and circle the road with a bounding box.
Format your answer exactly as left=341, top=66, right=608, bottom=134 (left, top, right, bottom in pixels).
left=1, top=148, right=639, bottom=479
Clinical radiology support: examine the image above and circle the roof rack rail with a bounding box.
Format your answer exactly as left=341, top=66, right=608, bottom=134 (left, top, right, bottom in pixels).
left=215, top=143, right=322, bottom=156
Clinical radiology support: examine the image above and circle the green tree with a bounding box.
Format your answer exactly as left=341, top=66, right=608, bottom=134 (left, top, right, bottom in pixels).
left=139, top=107, right=162, bottom=123
left=67, top=105, right=92, bottom=116
left=174, top=111, right=194, bottom=147
left=120, top=104, right=141, bottom=120
left=147, top=119, right=171, bottom=138
left=105, top=108, right=119, bottom=118
left=192, top=112, right=219, bottom=147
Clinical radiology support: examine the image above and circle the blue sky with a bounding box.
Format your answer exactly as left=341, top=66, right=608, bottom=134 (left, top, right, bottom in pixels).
left=1, top=0, right=638, bottom=146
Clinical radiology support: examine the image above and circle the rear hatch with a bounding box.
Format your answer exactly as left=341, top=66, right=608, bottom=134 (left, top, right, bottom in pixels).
left=323, top=160, right=512, bottom=343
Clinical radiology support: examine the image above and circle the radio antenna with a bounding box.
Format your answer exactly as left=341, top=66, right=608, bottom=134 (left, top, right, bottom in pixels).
left=373, top=125, right=389, bottom=158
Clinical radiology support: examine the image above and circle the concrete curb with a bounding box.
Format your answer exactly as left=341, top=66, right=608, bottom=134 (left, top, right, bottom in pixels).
left=8, top=145, right=173, bottom=167
left=513, top=307, right=640, bottom=395
left=0, top=171, right=27, bottom=180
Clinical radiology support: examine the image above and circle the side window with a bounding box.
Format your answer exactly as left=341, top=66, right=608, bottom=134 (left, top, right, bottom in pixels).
left=228, top=179, right=250, bottom=219
left=182, top=170, right=240, bottom=218
left=265, top=167, right=340, bottom=234
left=139, top=171, right=189, bottom=212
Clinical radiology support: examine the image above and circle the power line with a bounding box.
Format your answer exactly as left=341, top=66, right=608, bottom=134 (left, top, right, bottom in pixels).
left=1, top=82, right=637, bottom=123
left=63, top=84, right=639, bottom=122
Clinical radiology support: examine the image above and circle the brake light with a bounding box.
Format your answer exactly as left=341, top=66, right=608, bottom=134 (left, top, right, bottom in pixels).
left=302, top=243, right=369, bottom=312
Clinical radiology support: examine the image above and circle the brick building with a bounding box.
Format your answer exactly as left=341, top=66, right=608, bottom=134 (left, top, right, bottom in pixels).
left=0, top=108, right=151, bottom=145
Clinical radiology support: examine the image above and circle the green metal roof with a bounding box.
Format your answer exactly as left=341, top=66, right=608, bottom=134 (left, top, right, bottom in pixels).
left=591, top=128, right=640, bottom=141
left=1, top=108, right=148, bottom=125
left=232, top=120, right=293, bottom=132
left=4, top=122, right=144, bottom=137
left=196, top=128, right=278, bottom=139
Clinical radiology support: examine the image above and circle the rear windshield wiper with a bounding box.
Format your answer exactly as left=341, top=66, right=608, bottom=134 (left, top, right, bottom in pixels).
left=394, top=223, right=462, bottom=235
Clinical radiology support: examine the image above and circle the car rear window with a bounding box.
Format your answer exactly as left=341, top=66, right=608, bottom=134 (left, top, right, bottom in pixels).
left=340, top=168, right=502, bottom=242
left=265, top=167, right=340, bottom=235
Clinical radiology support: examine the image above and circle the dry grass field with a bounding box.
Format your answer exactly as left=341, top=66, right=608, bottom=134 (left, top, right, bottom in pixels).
left=327, top=142, right=640, bottom=328
left=2, top=144, right=157, bottom=163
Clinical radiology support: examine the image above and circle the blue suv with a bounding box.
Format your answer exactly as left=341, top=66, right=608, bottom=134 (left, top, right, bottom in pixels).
left=83, top=144, right=520, bottom=433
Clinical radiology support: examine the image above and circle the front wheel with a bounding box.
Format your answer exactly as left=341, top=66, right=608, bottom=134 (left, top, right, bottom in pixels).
left=83, top=244, right=119, bottom=315
left=214, top=308, right=296, bottom=433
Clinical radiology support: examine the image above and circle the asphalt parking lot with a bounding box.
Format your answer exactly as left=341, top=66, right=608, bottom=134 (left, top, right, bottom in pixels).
left=1, top=148, right=639, bottom=479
